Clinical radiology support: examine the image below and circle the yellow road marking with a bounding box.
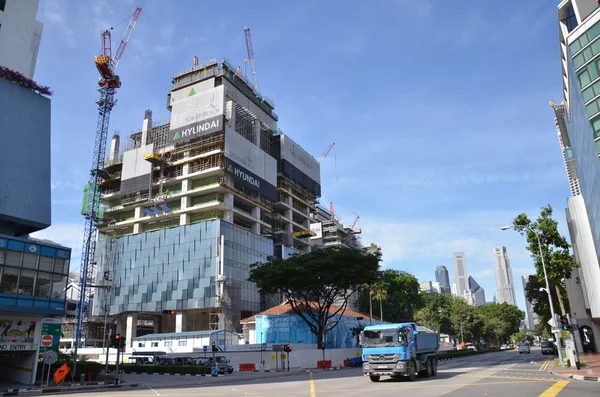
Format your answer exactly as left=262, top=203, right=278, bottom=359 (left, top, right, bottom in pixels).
left=538, top=380, right=569, bottom=397
left=310, top=371, right=317, bottom=397
left=540, top=358, right=551, bottom=371
left=458, top=374, right=556, bottom=382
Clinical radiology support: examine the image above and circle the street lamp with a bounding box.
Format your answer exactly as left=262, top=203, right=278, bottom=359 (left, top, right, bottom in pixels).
left=501, top=225, right=564, bottom=366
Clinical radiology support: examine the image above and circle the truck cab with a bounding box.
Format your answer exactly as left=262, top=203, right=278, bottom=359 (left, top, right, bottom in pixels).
left=360, top=323, right=439, bottom=382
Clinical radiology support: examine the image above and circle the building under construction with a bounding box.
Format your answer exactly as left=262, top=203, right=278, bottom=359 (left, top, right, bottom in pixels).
left=90, top=58, right=322, bottom=346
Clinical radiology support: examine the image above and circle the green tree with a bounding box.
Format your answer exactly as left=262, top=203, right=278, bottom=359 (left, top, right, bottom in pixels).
left=414, top=292, right=454, bottom=334
left=356, top=269, right=421, bottom=323
left=476, top=303, right=524, bottom=345
left=248, top=247, right=380, bottom=348
left=512, top=205, right=578, bottom=317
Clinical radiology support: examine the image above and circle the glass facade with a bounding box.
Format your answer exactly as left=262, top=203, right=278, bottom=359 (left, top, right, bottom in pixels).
left=567, top=43, right=600, bottom=263
left=98, top=220, right=272, bottom=315
left=0, top=236, right=70, bottom=314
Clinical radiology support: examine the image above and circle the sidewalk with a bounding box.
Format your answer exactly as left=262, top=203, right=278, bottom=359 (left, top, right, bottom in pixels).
left=0, top=382, right=142, bottom=396
left=552, top=352, right=600, bottom=382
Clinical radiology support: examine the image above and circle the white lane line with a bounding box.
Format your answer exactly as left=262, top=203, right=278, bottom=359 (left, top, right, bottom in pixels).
left=148, top=386, right=160, bottom=396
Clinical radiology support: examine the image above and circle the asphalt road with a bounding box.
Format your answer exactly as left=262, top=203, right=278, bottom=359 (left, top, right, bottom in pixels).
left=46, top=348, right=599, bottom=397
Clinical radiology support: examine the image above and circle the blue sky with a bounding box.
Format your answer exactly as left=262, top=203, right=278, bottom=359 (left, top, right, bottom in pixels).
left=31, top=0, right=569, bottom=312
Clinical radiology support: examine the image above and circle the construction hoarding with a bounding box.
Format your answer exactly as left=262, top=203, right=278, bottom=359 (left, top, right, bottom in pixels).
left=120, top=143, right=154, bottom=195
left=170, top=86, right=225, bottom=143
left=279, top=134, right=321, bottom=196
left=224, top=129, right=277, bottom=200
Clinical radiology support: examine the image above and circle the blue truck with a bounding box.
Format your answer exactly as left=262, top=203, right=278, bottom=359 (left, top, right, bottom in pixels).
left=360, top=322, right=440, bottom=382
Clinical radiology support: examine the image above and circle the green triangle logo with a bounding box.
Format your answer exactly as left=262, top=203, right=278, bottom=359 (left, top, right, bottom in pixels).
left=227, top=165, right=234, bottom=173
left=188, top=88, right=196, bottom=96
left=173, top=132, right=181, bottom=140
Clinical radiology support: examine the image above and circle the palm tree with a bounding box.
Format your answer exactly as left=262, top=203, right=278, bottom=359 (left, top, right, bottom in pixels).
left=373, top=284, right=387, bottom=322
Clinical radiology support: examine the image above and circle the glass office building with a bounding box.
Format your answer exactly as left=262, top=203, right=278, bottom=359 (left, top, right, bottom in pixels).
left=0, top=235, right=70, bottom=314
left=95, top=219, right=273, bottom=332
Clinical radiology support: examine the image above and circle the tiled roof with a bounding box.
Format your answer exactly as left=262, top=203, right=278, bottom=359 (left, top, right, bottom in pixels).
left=240, top=301, right=376, bottom=323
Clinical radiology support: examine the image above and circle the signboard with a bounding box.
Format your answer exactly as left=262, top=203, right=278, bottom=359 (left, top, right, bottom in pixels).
left=43, top=350, right=58, bottom=365
left=272, top=344, right=283, bottom=352
left=310, top=223, right=322, bottom=239
left=279, top=134, right=321, bottom=185
left=0, top=319, right=36, bottom=345
left=225, top=158, right=277, bottom=201
left=170, top=85, right=224, bottom=134
left=224, top=129, right=277, bottom=187
left=170, top=115, right=222, bottom=143
left=39, top=318, right=62, bottom=353
left=0, top=343, right=37, bottom=351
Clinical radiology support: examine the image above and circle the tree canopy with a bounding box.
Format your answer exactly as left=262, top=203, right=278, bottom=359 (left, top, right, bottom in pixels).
left=248, top=247, right=380, bottom=347
left=512, top=205, right=578, bottom=326
left=414, top=293, right=524, bottom=346
left=356, top=269, right=421, bottom=323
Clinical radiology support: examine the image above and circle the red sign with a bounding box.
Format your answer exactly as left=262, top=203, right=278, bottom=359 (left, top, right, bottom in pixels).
left=41, top=335, right=53, bottom=347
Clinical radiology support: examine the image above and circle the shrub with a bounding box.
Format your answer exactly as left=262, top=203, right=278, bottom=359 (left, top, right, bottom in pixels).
left=0, top=66, right=53, bottom=96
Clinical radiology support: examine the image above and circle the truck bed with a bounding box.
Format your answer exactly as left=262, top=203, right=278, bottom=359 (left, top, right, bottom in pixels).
left=415, top=325, right=440, bottom=354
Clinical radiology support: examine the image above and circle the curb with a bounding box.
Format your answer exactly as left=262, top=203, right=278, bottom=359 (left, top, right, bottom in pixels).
left=125, top=373, right=222, bottom=377
left=0, top=383, right=141, bottom=396
left=438, top=351, right=501, bottom=362
left=552, top=372, right=600, bottom=382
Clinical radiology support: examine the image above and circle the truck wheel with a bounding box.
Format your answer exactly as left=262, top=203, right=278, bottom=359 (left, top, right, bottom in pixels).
left=431, top=358, right=438, bottom=376
left=407, top=361, right=416, bottom=381
left=369, top=375, right=380, bottom=382
left=425, top=358, right=433, bottom=377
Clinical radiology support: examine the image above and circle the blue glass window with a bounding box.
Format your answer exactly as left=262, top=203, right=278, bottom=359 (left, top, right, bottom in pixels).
left=566, top=5, right=578, bottom=32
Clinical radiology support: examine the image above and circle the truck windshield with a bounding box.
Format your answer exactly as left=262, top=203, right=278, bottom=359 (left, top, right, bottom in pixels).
left=361, top=329, right=401, bottom=348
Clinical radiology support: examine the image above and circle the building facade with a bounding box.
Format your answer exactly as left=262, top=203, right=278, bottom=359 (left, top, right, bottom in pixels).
left=435, top=265, right=451, bottom=294
left=468, top=276, right=486, bottom=307
left=0, top=0, right=43, bottom=79
left=452, top=252, right=469, bottom=297
left=493, top=246, right=516, bottom=306
left=521, top=275, right=539, bottom=330
left=92, top=58, right=322, bottom=344
left=554, top=0, right=600, bottom=351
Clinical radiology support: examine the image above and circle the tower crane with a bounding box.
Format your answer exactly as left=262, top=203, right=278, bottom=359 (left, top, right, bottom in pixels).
left=73, top=7, right=142, bottom=375
left=244, top=26, right=260, bottom=94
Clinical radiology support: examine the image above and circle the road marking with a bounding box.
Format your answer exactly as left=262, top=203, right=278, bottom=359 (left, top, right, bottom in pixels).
left=147, top=386, right=160, bottom=396
left=539, top=358, right=551, bottom=371
left=458, top=374, right=556, bottom=382
left=309, top=371, right=316, bottom=397
left=538, top=380, right=569, bottom=397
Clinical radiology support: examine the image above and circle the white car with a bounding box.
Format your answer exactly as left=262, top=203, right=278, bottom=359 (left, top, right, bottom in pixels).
left=518, top=342, right=531, bottom=354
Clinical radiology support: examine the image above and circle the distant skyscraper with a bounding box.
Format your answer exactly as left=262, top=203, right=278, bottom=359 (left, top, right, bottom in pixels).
left=453, top=252, right=469, bottom=297
left=468, top=276, right=486, bottom=306
left=494, top=246, right=517, bottom=306
left=435, top=265, right=451, bottom=293
left=522, top=275, right=539, bottom=330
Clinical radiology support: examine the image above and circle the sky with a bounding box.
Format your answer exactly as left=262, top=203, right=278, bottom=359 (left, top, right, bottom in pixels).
left=30, top=0, right=570, bottom=313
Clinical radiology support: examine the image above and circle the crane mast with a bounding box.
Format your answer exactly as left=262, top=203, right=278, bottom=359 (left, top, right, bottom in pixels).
left=244, top=26, right=260, bottom=94
left=73, top=7, right=142, bottom=376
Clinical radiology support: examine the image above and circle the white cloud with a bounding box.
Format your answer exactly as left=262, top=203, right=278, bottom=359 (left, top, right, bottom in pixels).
left=42, top=0, right=76, bottom=48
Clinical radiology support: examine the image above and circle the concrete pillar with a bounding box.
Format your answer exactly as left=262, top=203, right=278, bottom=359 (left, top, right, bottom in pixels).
left=285, top=209, right=293, bottom=222
left=181, top=196, right=189, bottom=210
left=224, top=192, right=234, bottom=208
left=251, top=207, right=261, bottom=234
left=176, top=312, right=187, bottom=333
left=109, top=134, right=120, bottom=162
left=183, top=163, right=190, bottom=176
left=141, top=110, right=152, bottom=147
left=180, top=213, right=190, bottom=226
left=133, top=222, right=143, bottom=234
left=224, top=210, right=234, bottom=223
left=126, top=314, right=138, bottom=348
left=253, top=120, right=261, bottom=147
left=135, top=207, right=143, bottom=219
left=182, top=179, right=189, bottom=193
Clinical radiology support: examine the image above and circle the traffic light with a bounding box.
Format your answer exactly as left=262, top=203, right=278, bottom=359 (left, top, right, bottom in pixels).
left=110, top=333, right=121, bottom=348
left=560, top=316, right=573, bottom=332
left=319, top=342, right=325, bottom=351
left=162, top=310, right=176, bottom=315
left=283, top=344, right=292, bottom=353
left=211, top=341, right=217, bottom=352
left=120, top=337, right=126, bottom=351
